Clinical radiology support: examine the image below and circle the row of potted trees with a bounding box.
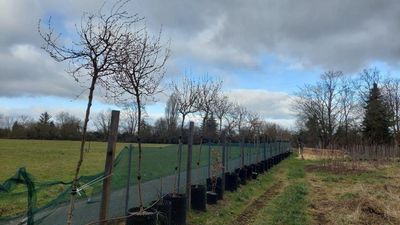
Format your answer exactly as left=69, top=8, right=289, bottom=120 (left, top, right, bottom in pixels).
left=126, top=149, right=292, bottom=225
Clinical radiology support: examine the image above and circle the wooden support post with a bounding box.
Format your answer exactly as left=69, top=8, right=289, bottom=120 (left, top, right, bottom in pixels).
left=99, top=110, right=120, bottom=224
left=221, top=131, right=226, bottom=198
left=240, top=138, right=244, bottom=167
left=263, top=136, right=267, bottom=161
left=207, top=141, right=211, bottom=178
left=186, top=121, right=194, bottom=209
left=177, top=137, right=183, bottom=193
left=124, top=144, right=133, bottom=215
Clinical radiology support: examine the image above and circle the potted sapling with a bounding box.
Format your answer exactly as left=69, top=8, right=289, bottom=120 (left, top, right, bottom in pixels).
left=111, top=19, right=170, bottom=225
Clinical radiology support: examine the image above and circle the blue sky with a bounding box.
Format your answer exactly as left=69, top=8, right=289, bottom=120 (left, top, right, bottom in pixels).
left=1, top=0, right=400, bottom=129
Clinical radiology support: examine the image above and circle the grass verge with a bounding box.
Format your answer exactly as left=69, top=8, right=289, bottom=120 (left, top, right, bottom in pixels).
left=253, top=154, right=311, bottom=225
left=187, top=158, right=290, bottom=225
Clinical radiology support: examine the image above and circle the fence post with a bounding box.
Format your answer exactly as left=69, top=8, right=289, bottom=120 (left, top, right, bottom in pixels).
left=99, top=110, right=120, bottom=224
left=221, top=131, right=226, bottom=198
left=186, top=121, right=194, bottom=209
left=240, top=137, right=245, bottom=167
left=263, top=136, right=266, bottom=161
left=124, top=144, right=133, bottom=215
left=177, top=137, right=183, bottom=193
left=208, top=141, right=211, bottom=178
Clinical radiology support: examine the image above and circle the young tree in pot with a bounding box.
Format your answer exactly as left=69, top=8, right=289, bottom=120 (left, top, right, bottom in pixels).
left=112, top=22, right=169, bottom=224
left=207, top=148, right=223, bottom=204
left=171, top=76, right=200, bottom=193
left=38, top=2, right=138, bottom=223
left=166, top=76, right=200, bottom=224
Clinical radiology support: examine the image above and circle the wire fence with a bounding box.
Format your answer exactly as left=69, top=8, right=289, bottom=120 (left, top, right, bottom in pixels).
left=0, top=140, right=291, bottom=225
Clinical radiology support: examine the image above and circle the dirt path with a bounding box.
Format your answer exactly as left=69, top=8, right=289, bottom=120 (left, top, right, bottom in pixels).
left=233, top=181, right=283, bottom=225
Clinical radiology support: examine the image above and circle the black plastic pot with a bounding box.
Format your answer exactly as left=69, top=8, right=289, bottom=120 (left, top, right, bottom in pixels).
left=149, top=199, right=171, bottom=225
left=224, top=172, right=238, bottom=192
left=191, top=185, right=206, bottom=211
left=246, top=166, right=253, bottom=180
left=257, top=162, right=264, bottom=174
left=239, top=168, right=247, bottom=185
left=224, top=172, right=231, bottom=191
left=164, top=193, right=186, bottom=225
left=252, top=171, right=258, bottom=179
left=206, top=191, right=217, bottom=205
left=206, top=177, right=223, bottom=200
left=126, top=207, right=157, bottom=225
left=262, top=160, right=268, bottom=172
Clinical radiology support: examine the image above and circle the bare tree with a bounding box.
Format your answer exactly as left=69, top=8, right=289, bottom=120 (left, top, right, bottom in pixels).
left=213, top=94, right=231, bottom=134
left=197, top=76, right=222, bottom=133
left=337, top=75, right=358, bottom=146
left=112, top=22, right=169, bottom=213
left=93, top=110, right=111, bottom=138
left=171, top=76, right=200, bottom=133
left=234, top=103, right=247, bottom=137
left=382, top=77, right=400, bottom=144
left=224, top=102, right=240, bottom=138
left=359, top=68, right=382, bottom=102
left=171, top=75, right=200, bottom=193
left=38, top=1, right=139, bottom=223
left=294, top=71, right=343, bottom=148
left=121, top=103, right=138, bottom=135
left=165, top=93, right=179, bottom=135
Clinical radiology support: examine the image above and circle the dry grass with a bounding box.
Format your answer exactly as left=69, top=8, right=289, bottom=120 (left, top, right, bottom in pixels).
left=305, top=155, right=400, bottom=225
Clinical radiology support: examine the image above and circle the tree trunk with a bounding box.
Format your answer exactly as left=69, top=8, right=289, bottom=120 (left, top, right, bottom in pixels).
left=67, top=75, right=98, bottom=225
left=136, top=96, right=144, bottom=212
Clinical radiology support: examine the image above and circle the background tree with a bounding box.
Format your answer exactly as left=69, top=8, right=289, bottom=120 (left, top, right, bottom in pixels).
left=171, top=75, right=200, bottom=193
left=35, top=112, right=56, bottom=139
left=196, top=76, right=222, bottom=138
left=213, top=94, right=231, bottom=135
left=93, top=110, right=111, bottom=140
left=362, top=83, right=392, bottom=145
left=55, top=112, right=81, bottom=140
left=165, top=93, right=179, bottom=142
left=382, top=78, right=400, bottom=145
left=294, top=71, right=343, bottom=148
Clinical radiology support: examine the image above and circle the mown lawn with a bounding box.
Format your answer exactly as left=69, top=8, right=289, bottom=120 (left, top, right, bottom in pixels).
left=0, top=139, right=244, bottom=218
left=0, top=139, right=170, bottom=182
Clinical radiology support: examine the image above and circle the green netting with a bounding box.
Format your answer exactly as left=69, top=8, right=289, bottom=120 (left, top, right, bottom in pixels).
left=0, top=141, right=290, bottom=225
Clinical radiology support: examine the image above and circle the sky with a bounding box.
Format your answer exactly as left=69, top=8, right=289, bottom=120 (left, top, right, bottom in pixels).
left=1, top=0, right=400, bottom=129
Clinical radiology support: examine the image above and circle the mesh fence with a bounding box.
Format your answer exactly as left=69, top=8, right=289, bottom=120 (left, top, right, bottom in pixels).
left=0, top=140, right=291, bottom=225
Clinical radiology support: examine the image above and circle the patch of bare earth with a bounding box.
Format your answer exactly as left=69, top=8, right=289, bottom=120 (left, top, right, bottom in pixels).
left=233, top=181, right=283, bottom=225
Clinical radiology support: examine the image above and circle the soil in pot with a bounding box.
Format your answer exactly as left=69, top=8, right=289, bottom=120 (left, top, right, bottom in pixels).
left=206, top=191, right=217, bottom=205
left=191, top=185, right=206, bottom=211
left=126, top=207, right=157, bottom=225
left=164, top=193, right=186, bottom=225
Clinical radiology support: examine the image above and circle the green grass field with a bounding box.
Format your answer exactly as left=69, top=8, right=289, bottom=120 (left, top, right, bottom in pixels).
left=0, top=139, right=172, bottom=182
left=0, top=139, right=249, bottom=218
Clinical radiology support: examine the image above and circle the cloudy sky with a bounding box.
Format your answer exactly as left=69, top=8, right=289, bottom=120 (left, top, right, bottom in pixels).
left=1, top=0, right=400, bottom=128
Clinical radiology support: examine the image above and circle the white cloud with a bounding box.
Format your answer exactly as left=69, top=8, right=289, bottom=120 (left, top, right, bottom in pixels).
left=226, top=89, right=296, bottom=127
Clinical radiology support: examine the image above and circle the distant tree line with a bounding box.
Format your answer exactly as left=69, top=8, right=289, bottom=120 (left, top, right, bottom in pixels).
left=0, top=77, right=292, bottom=144
left=294, top=68, right=398, bottom=148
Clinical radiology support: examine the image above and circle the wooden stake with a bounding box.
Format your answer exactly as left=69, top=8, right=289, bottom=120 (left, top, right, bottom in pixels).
left=186, top=121, right=194, bottom=209
left=99, top=110, right=120, bottom=224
